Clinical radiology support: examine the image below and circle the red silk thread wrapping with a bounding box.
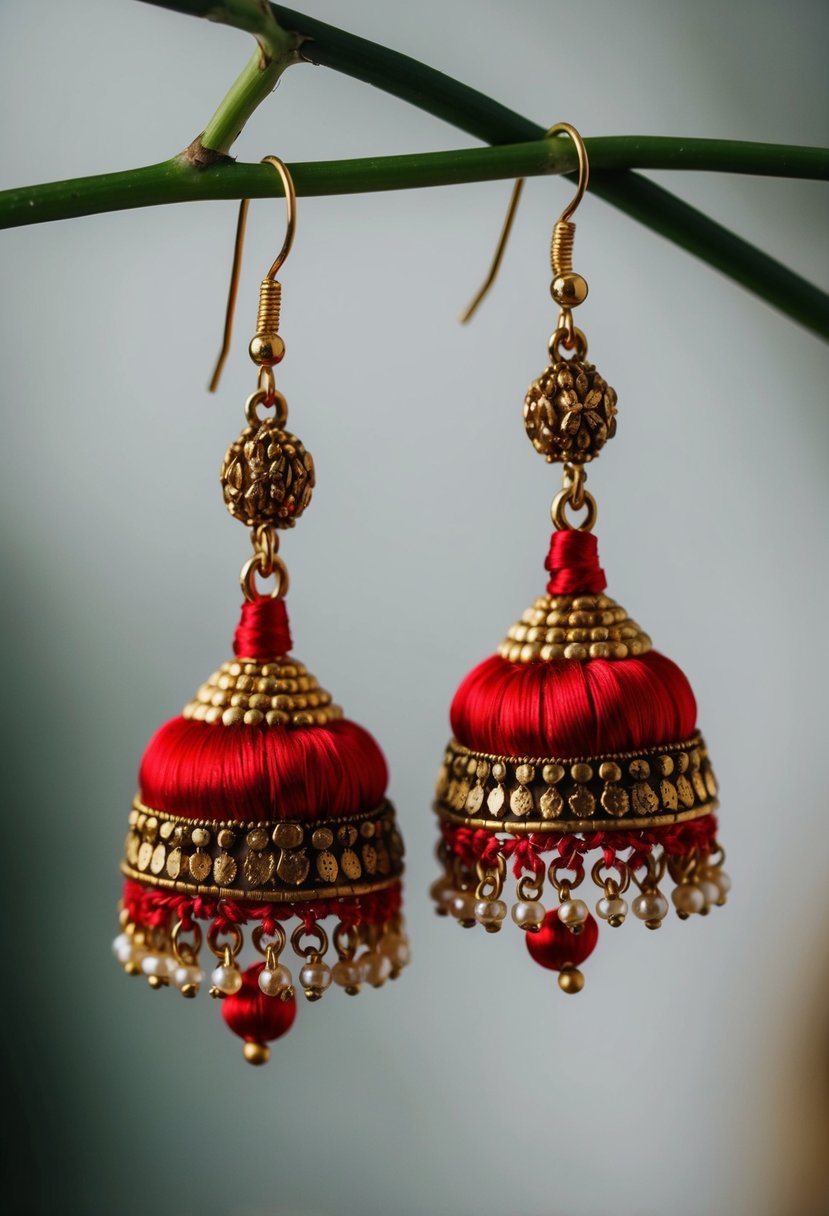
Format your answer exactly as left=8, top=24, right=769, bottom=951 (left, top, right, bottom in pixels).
left=139, top=716, right=388, bottom=821
left=451, top=529, right=697, bottom=756
left=234, top=597, right=293, bottom=659
left=450, top=651, right=696, bottom=757
left=545, top=530, right=606, bottom=595
left=139, top=593, right=389, bottom=821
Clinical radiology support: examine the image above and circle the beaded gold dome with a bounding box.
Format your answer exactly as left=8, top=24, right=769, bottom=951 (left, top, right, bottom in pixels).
left=499, top=592, right=652, bottom=663
left=183, top=656, right=342, bottom=727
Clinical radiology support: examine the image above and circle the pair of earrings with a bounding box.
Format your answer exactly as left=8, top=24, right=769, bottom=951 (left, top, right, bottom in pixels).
left=113, top=128, right=728, bottom=1064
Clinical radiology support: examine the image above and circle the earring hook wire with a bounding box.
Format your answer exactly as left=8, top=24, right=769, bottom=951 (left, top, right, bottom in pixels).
left=459, top=123, right=589, bottom=323
left=209, top=155, right=297, bottom=393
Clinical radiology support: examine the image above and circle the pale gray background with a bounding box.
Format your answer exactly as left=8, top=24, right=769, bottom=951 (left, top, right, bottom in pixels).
left=1, top=2, right=828, bottom=1214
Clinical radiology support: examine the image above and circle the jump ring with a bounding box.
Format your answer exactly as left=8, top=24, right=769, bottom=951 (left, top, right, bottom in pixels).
left=245, top=385, right=289, bottom=428
left=548, top=325, right=588, bottom=362
left=290, top=923, right=329, bottom=960
left=551, top=487, right=598, bottom=532
left=241, top=553, right=290, bottom=602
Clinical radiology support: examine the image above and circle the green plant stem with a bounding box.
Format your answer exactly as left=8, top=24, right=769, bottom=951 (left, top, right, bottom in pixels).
left=195, top=1, right=299, bottom=155
left=3, top=137, right=828, bottom=337
left=132, top=1, right=829, bottom=339
left=3, top=137, right=826, bottom=228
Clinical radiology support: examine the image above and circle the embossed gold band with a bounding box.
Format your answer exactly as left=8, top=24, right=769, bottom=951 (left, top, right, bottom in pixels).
left=122, top=798, right=404, bottom=902
left=435, top=734, right=718, bottom=833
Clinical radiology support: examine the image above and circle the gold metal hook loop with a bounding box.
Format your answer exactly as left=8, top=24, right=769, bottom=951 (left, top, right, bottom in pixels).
left=459, top=123, right=589, bottom=323
left=209, top=156, right=298, bottom=393
left=548, top=122, right=589, bottom=225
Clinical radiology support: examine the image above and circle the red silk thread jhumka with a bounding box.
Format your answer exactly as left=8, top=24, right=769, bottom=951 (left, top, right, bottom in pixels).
left=431, top=124, right=728, bottom=991
left=113, top=160, right=409, bottom=1063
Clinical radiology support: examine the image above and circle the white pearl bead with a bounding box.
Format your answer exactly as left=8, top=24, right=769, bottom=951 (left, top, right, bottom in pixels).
left=299, top=961, right=332, bottom=991
left=258, top=964, right=293, bottom=996
left=596, top=896, right=627, bottom=924
left=377, top=934, right=410, bottom=967
left=632, top=892, right=669, bottom=924
left=332, top=960, right=362, bottom=989
left=715, top=870, right=731, bottom=897
left=449, top=892, right=477, bottom=921
left=511, top=900, right=546, bottom=929
left=174, top=964, right=204, bottom=990
left=672, top=883, right=705, bottom=914
left=210, top=963, right=242, bottom=994
left=558, top=899, right=589, bottom=927
left=700, top=879, right=721, bottom=906
left=361, top=952, right=393, bottom=987
left=112, top=933, right=134, bottom=964
left=474, top=898, right=507, bottom=925
left=429, top=877, right=455, bottom=908
left=141, top=953, right=174, bottom=978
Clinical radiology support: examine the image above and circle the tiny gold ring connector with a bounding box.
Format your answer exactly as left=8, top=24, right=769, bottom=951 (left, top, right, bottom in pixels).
left=241, top=554, right=290, bottom=603
left=548, top=325, right=588, bottom=362
left=551, top=487, right=598, bottom=533
left=244, top=386, right=289, bottom=428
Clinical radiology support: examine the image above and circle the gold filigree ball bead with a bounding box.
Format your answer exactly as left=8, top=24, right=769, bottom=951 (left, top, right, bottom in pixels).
left=523, top=359, right=618, bottom=463
left=249, top=333, right=286, bottom=367
left=551, top=272, right=589, bottom=309
left=221, top=419, right=315, bottom=528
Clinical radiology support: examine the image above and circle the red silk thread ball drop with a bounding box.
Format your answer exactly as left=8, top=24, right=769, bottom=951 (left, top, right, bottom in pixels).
left=222, top=963, right=297, bottom=1052
left=526, top=911, right=599, bottom=971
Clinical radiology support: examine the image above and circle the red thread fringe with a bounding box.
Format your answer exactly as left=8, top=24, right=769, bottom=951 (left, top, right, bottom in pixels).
left=545, top=530, right=606, bottom=595
left=234, top=597, right=293, bottom=660
left=442, top=815, right=718, bottom=878
left=122, top=878, right=402, bottom=936
left=139, top=716, right=388, bottom=821
left=450, top=650, right=697, bottom=758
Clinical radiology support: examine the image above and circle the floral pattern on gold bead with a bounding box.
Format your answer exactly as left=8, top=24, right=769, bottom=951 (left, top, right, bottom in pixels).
left=221, top=419, right=315, bottom=528
left=523, top=359, right=617, bottom=463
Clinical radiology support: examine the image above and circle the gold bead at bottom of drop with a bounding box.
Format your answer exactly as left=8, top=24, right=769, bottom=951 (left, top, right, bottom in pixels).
left=243, top=1041, right=271, bottom=1066
left=557, top=966, right=585, bottom=995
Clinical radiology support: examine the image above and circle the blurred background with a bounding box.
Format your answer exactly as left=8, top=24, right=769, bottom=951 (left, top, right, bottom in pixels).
left=1, top=2, right=828, bottom=1214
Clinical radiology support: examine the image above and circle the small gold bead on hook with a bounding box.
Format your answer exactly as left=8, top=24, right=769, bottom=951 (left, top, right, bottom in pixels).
left=551, top=271, right=589, bottom=309
left=249, top=278, right=286, bottom=367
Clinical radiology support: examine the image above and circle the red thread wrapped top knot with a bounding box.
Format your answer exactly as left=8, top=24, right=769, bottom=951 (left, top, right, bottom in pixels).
left=545, top=530, right=606, bottom=595
left=234, top=597, right=293, bottom=660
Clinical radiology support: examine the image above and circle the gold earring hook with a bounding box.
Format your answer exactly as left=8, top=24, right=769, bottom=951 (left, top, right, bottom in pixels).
left=459, top=122, right=589, bottom=323
left=209, top=155, right=297, bottom=393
